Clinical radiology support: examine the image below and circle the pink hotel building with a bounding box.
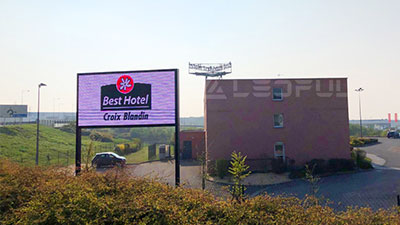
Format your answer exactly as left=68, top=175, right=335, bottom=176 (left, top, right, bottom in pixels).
left=205, top=78, right=350, bottom=170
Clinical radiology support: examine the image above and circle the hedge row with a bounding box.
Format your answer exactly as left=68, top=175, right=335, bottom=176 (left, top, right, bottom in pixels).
left=350, top=137, right=379, bottom=147
left=1, top=160, right=399, bottom=224
left=114, top=138, right=142, bottom=156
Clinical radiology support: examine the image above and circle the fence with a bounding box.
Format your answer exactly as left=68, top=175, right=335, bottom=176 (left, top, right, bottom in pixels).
left=1, top=120, right=74, bottom=126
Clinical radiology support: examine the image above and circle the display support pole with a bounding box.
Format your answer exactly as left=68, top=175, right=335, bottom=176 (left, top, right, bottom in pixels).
left=75, top=127, right=81, bottom=175
left=175, top=69, right=180, bottom=187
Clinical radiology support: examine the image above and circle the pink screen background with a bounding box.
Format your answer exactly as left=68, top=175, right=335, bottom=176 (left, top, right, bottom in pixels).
left=78, top=70, right=176, bottom=127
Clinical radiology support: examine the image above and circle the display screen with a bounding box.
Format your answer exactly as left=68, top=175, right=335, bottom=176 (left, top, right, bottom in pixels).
left=77, top=70, right=177, bottom=127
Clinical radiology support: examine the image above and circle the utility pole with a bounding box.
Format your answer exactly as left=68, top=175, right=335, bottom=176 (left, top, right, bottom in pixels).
left=355, top=88, right=364, bottom=138
left=36, top=83, right=47, bottom=165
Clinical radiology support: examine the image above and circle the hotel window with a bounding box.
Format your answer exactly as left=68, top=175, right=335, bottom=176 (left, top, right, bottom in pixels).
left=272, top=88, right=283, bottom=101
left=273, top=113, right=284, bottom=128
left=274, top=142, right=285, bottom=160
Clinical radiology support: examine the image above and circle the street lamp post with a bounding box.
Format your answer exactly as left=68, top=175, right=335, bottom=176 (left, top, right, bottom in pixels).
left=355, top=88, right=364, bottom=138
left=36, top=83, right=47, bottom=165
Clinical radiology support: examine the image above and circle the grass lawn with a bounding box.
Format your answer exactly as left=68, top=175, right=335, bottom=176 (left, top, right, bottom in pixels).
left=124, top=145, right=149, bottom=164
left=0, top=124, right=127, bottom=166
left=0, top=124, right=177, bottom=166
left=124, top=144, right=175, bottom=164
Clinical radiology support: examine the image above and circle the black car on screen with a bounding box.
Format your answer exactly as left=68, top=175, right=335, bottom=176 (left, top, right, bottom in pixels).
left=387, top=131, right=400, bottom=139
left=91, top=152, right=126, bottom=168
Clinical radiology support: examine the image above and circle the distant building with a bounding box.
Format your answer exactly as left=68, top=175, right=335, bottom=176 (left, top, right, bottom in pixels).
left=349, top=119, right=396, bottom=130
left=179, top=130, right=205, bottom=160
left=205, top=78, right=350, bottom=170
left=1, top=112, right=75, bottom=125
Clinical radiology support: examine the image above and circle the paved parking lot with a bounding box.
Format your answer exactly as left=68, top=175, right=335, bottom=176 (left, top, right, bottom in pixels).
left=247, top=138, right=400, bottom=211
left=361, top=137, right=400, bottom=168
left=126, top=160, right=201, bottom=187
left=247, top=169, right=400, bottom=211
left=98, top=160, right=228, bottom=196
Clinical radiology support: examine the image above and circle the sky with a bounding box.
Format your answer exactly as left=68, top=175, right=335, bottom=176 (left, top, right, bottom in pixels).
left=0, top=0, right=399, bottom=119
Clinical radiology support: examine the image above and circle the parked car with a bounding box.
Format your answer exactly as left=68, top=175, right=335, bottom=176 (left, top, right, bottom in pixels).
left=387, top=131, right=400, bottom=139
left=91, top=152, right=126, bottom=168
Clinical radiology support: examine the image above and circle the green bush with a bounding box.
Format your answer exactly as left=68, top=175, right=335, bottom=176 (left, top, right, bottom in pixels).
left=288, top=169, right=305, bottom=179
left=228, top=152, right=251, bottom=202
left=351, top=149, right=373, bottom=169
left=358, top=157, right=373, bottom=169
left=57, top=122, right=76, bottom=134
left=306, top=159, right=327, bottom=174
left=349, top=124, right=386, bottom=137
left=1, top=159, right=400, bottom=224
left=89, top=131, right=113, bottom=142
left=350, top=137, right=379, bottom=147
left=0, top=127, right=17, bottom=135
left=215, top=159, right=229, bottom=179
left=327, top=158, right=355, bottom=172
left=272, top=158, right=287, bottom=174
left=114, top=139, right=142, bottom=156
left=290, top=158, right=355, bottom=178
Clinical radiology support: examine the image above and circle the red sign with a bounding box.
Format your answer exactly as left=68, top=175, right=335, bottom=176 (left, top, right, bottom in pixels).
left=116, top=75, right=134, bottom=94
left=396, top=113, right=398, bottom=123
left=388, top=113, right=392, bottom=123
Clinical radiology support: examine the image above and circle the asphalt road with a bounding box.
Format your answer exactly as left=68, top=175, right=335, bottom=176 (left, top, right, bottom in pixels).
left=247, top=138, right=400, bottom=211
left=361, top=137, right=400, bottom=168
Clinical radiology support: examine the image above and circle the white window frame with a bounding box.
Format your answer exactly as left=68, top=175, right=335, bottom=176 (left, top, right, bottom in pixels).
left=274, top=142, right=285, bottom=161
left=273, top=113, right=284, bottom=128
left=272, top=88, right=283, bottom=101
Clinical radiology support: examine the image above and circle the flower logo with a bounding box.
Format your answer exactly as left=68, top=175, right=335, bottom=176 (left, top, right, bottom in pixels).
left=116, top=75, right=134, bottom=94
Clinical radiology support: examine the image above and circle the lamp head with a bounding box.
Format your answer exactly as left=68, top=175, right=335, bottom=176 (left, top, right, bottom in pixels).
left=355, top=88, right=364, bottom=92
left=39, top=83, right=47, bottom=88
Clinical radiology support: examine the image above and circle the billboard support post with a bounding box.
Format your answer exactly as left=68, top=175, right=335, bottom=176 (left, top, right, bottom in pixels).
left=75, top=127, right=81, bottom=175
left=175, top=70, right=180, bottom=186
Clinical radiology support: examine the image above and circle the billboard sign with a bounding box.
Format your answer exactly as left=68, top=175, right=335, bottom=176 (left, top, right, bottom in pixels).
left=76, top=69, right=180, bottom=186
left=189, top=62, right=232, bottom=77
left=77, top=69, right=178, bottom=128
left=0, top=105, right=28, bottom=118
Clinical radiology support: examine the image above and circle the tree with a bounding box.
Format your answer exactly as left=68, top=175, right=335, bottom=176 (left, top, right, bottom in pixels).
left=197, top=150, right=207, bottom=190
left=228, top=151, right=251, bottom=202
left=304, top=164, right=320, bottom=196
left=84, top=141, right=94, bottom=172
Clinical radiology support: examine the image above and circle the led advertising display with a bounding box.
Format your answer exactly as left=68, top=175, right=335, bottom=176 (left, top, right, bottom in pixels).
left=77, top=69, right=177, bottom=127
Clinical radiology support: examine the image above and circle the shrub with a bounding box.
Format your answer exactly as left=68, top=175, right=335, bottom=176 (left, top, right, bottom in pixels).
left=287, top=159, right=296, bottom=171
left=306, top=159, right=326, bottom=174
left=290, top=158, right=356, bottom=179
left=304, top=164, right=320, bottom=196
left=288, top=169, right=305, bottom=179
left=327, top=158, right=355, bottom=172
left=350, top=137, right=379, bottom=147
left=89, top=131, right=113, bottom=142
left=114, top=139, right=142, bottom=156
left=215, top=159, right=229, bottom=179
left=57, top=122, right=76, bottom=133
left=351, top=149, right=373, bottom=169
left=1, top=159, right=400, bottom=224
left=358, top=157, right=373, bottom=169
left=271, top=158, right=287, bottom=174
left=228, top=152, right=251, bottom=202
left=0, top=127, right=17, bottom=135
